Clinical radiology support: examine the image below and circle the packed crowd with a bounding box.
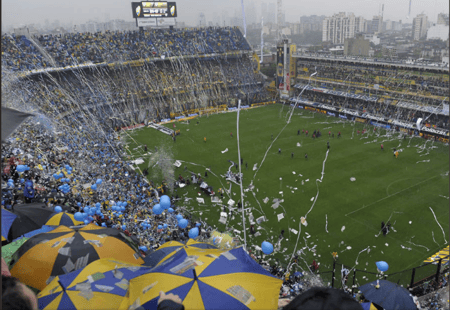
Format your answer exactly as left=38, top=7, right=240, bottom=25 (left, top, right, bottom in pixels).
left=2, top=27, right=251, bottom=72
left=297, top=59, right=449, bottom=97
left=296, top=87, right=448, bottom=129
left=5, top=55, right=269, bottom=127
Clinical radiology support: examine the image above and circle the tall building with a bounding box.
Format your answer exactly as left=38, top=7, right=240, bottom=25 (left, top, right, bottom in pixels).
left=322, top=12, right=356, bottom=44
left=371, top=15, right=383, bottom=33
left=355, top=16, right=366, bottom=33
left=437, top=13, right=449, bottom=25
left=412, top=14, right=428, bottom=40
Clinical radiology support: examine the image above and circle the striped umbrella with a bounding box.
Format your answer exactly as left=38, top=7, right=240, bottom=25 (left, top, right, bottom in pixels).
left=142, top=241, right=186, bottom=268
left=122, top=246, right=282, bottom=310
left=1, top=209, right=17, bottom=241
left=45, top=213, right=84, bottom=227
left=9, top=224, right=144, bottom=290
left=38, top=258, right=150, bottom=310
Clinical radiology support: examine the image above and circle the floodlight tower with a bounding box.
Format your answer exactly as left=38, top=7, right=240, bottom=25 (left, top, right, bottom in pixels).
left=277, top=0, right=282, bottom=41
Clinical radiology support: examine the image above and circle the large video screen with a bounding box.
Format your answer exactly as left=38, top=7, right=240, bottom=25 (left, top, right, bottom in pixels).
left=132, top=2, right=177, bottom=18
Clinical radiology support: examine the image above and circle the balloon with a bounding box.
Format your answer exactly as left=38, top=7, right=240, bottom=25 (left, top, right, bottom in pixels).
left=54, top=206, right=62, bottom=213
left=158, top=225, right=163, bottom=229
left=74, top=212, right=83, bottom=221
left=160, top=195, right=171, bottom=209
left=261, top=241, right=274, bottom=255
left=178, top=219, right=188, bottom=229
left=189, top=227, right=199, bottom=239
left=122, top=225, right=126, bottom=230
left=101, top=222, right=107, bottom=227
left=123, top=202, right=127, bottom=207
left=139, top=246, right=147, bottom=252
left=163, top=223, right=168, bottom=229
left=84, top=220, right=89, bottom=225
left=176, top=214, right=183, bottom=221
left=168, top=208, right=174, bottom=213
left=53, top=173, right=60, bottom=179
left=96, top=179, right=102, bottom=185
left=153, top=204, right=163, bottom=215
left=91, top=184, right=97, bottom=190
left=120, top=206, right=125, bottom=212
left=95, top=203, right=101, bottom=208
left=196, top=223, right=201, bottom=227
left=16, top=165, right=26, bottom=172
left=376, top=261, right=389, bottom=272
left=77, top=202, right=81, bottom=207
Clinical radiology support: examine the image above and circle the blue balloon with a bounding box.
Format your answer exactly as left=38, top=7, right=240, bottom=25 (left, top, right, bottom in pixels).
left=95, top=203, right=101, bottom=208
left=122, top=225, right=126, bottom=230
left=53, top=173, right=60, bottom=179
left=82, top=212, right=88, bottom=218
left=54, top=206, right=62, bottom=213
left=261, top=241, right=274, bottom=255
left=376, top=261, right=389, bottom=272
left=84, top=219, right=89, bottom=225
left=168, top=208, right=174, bottom=213
left=189, top=227, right=199, bottom=239
left=91, top=184, right=97, bottom=190
left=160, top=195, right=171, bottom=209
left=196, top=223, right=201, bottom=227
left=176, top=214, right=183, bottom=221
left=139, top=246, right=147, bottom=252
left=96, top=179, right=102, bottom=185
left=163, top=223, right=168, bottom=229
left=77, top=202, right=81, bottom=207
left=158, top=225, right=163, bottom=229
left=101, top=222, right=107, bottom=227
left=16, top=165, right=26, bottom=172
left=123, top=202, right=127, bottom=207
left=120, top=206, right=125, bottom=212
left=74, top=212, right=83, bottom=221
left=178, top=219, right=188, bottom=229
left=153, top=204, right=163, bottom=215
left=20, top=179, right=25, bottom=183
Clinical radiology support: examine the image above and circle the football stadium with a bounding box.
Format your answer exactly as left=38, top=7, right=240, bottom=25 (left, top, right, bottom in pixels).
left=1, top=2, right=449, bottom=310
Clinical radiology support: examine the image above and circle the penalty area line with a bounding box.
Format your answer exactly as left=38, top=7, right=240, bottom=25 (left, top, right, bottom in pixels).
left=345, top=175, right=440, bottom=217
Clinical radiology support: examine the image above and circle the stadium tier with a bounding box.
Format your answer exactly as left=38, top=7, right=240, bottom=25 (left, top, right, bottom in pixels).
left=2, top=26, right=448, bottom=310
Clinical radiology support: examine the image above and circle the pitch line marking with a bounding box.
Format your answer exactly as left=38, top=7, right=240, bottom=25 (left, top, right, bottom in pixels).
left=345, top=175, right=440, bottom=216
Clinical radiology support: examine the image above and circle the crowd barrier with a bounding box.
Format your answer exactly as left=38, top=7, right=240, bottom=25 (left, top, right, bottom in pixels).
left=289, top=98, right=449, bottom=142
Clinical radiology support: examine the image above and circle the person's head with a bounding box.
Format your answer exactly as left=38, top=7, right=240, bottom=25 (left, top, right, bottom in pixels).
left=2, top=276, right=38, bottom=310
left=282, top=287, right=363, bottom=310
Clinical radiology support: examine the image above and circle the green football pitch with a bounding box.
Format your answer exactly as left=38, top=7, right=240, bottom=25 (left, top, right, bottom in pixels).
left=123, top=104, right=449, bottom=287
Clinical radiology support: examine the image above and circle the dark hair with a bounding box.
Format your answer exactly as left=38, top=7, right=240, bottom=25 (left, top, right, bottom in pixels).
left=2, top=276, right=35, bottom=310
left=283, top=287, right=363, bottom=310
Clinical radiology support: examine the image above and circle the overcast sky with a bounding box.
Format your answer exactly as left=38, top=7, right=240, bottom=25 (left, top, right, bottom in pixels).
left=2, top=0, right=448, bottom=28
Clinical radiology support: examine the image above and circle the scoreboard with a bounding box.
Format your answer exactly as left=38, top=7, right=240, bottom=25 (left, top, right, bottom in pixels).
left=132, top=2, right=177, bottom=18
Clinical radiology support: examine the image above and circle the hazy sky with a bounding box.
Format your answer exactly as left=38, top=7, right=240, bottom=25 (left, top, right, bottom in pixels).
left=2, top=0, right=448, bottom=28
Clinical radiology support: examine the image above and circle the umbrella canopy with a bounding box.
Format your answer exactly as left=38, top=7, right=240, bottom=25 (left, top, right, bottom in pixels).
left=38, top=258, right=150, bottom=310
left=1, top=209, right=17, bottom=241
left=361, top=302, right=384, bottom=310
left=9, top=224, right=144, bottom=290
left=8, top=203, right=55, bottom=241
left=2, top=237, right=29, bottom=265
left=124, top=246, right=282, bottom=310
left=46, top=213, right=84, bottom=227
left=359, top=280, right=416, bottom=310
left=142, top=241, right=186, bottom=268
left=186, top=239, right=219, bottom=249
left=1, top=107, right=34, bottom=142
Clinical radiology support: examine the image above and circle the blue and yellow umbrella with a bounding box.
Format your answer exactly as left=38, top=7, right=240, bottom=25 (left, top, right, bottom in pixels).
left=1, top=208, right=17, bottom=241
left=38, top=258, right=150, bottom=310
left=45, top=213, right=84, bottom=226
left=122, top=246, right=282, bottom=310
left=10, top=224, right=144, bottom=290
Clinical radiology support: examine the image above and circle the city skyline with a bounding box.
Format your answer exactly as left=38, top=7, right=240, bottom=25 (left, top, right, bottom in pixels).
left=2, top=0, right=448, bottom=30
